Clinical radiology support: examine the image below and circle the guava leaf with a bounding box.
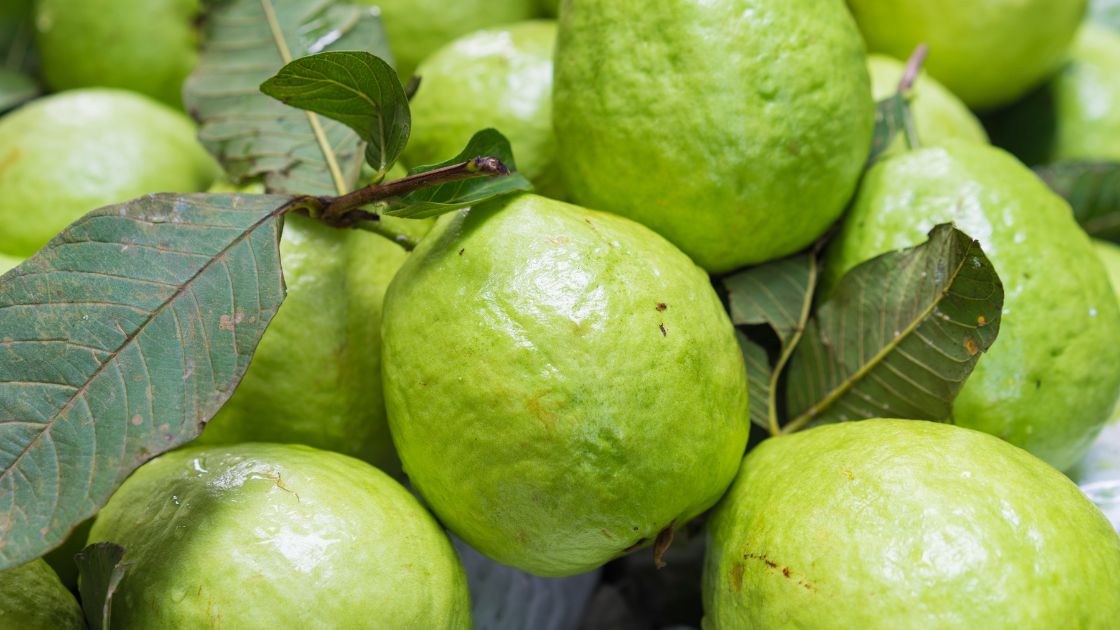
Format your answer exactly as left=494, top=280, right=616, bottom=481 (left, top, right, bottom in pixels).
left=737, top=332, right=771, bottom=430
left=0, top=193, right=290, bottom=570
left=784, top=224, right=1003, bottom=429
left=382, top=129, right=533, bottom=219
left=76, top=542, right=128, bottom=630
left=0, top=66, right=36, bottom=112
left=867, top=93, right=909, bottom=164
left=184, top=0, right=392, bottom=196
left=260, top=51, right=410, bottom=178
left=1034, top=161, right=1120, bottom=242
left=0, top=0, right=36, bottom=74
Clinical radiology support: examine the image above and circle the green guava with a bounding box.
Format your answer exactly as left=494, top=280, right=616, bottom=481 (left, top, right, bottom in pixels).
left=88, top=443, right=471, bottom=629
left=847, top=0, right=1087, bottom=111
left=867, top=53, right=988, bottom=155
left=404, top=20, right=564, bottom=198
left=381, top=193, right=750, bottom=577
left=703, top=419, right=1120, bottom=629
left=34, top=0, right=201, bottom=108
left=0, top=88, right=220, bottom=257
left=824, top=140, right=1120, bottom=470
left=357, top=0, right=538, bottom=82
left=552, top=0, right=874, bottom=272
left=0, top=559, right=84, bottom=629
left=0, top=253, right=18, bottom=275
left=197, top=214, right=408, bottom=473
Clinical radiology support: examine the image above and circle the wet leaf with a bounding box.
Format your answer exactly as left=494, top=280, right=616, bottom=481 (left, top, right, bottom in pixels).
left=76, top=543, right=127, bottom=630
left=1035, top=161, right=1120, bottom=241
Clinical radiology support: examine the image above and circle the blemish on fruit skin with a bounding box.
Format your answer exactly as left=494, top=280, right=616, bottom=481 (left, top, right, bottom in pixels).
left=458, top=248, right=465, bottom=256
left=656, top=302, right=668, bottom=312
left=730, top=563, right=744, bottom=592
left=659, top=323, right=667, bottom=336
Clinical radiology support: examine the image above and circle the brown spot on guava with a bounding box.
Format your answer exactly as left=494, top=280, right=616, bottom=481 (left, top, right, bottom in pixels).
left=656, top=303, right=667, bottom=312
left=659, top=323, right=667, bottom=336
left=782, top=567, right=791, bottom=578
left=730, top=563, right=744, bottom=592
left=458, top=248, right=465, bottom=256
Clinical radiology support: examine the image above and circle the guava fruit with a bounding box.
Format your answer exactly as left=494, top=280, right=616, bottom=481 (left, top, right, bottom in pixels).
left=824, top=140, right=1120, bottom=470
left=0, top=88, right=220, bottom=257
left=404, top=20, right=564, bottom=198
left=0, top=559, right=84, bottom=629
left=703, top=419, right=1120, bottom=629
left=34, top=0, right=201, bottom=108
left=381, top=193, right=750, bottom=577
left=867, top=53, right=988, bottom=155
left=197, top=215, right=407, bottom=473
left=88, top=443, right=471, bottom=629
left=846, top=0, right=1087, bottom=110
left=0, top=253, right=18, bottom=275
left=357, top=0, right=538, bottom=82
left=553, top=0, right=874, bottom=272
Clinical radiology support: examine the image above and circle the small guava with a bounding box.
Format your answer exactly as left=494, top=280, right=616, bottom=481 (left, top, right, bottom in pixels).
left=0, top=88, right=220, bottom=257
left=88, top=443, right=471, bottom=629
left=703, top=420, right=1120, bottom=628
left=381, top=193, right=750, bottom=577
left=0, top=559, right=84, bottom=629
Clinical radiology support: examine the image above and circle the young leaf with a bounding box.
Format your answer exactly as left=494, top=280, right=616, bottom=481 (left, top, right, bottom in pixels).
left=1034, top=161, right=1120, bottom=241
left=260, top=51, right=410, bottom=177
left=784, top=224, right=1003, bottom=432
left=76, top=543, right=128, bottom=630
left=0, top=193, right=290, bottom=570
left=184, top=0, right=392, bottom=196
left=382, top=129, right=533, bottom=219
left=0, top=66, right=37, bottom=112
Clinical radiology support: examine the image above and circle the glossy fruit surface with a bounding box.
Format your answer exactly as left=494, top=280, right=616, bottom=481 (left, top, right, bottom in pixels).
left=0, top=560, right=84, bottom=629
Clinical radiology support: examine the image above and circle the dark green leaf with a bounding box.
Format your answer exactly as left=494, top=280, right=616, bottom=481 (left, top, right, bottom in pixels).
left=383, top=129, right=533, bottom=219
left=0, top=66, right=36, bottom=112
left=76, top=543, right=128, bottom=630
left=737, top=331, right=772, bottom=431
left=184, top=0, right=393, bottom=196
left=1035, top=161, right=1120, bottom=241
left=0, top=193, right=290, bottom=569
left=867, top=93, right=909, bottom=164
left=785, top=224, right=1003, bottom=430
left=260, top=51, right=409, bottom=177
left=0, top=0, right=37, bottom=74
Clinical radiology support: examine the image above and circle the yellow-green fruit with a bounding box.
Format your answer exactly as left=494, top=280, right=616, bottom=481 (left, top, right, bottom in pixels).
left=704, top=420, right=1120, bottom=629
left=34, top=0, right=201, bottom=108
left=553, top=0, right=874, bottom=272
left=0, top=88, right=220, bottom=257
left=825, top=140, right=1120, bottom=470
left=0, top=560, right=84, bottom=629
left=358, top=0, right=537, bottom=82
left=0, top=253, right=18, bottom=275
left=867, top=53, right=988, bottom=155
left=198, top=215, right=407, bottom=473
left=404, top=21, right=563, bottom=198
left=88, top=444, right=471, bottom=629
left=847, top=0, right=1087, bottom=110
left=382, top=193, right=750, bottom=577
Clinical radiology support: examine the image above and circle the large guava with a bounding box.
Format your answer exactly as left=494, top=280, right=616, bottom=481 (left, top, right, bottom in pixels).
left=824, top=140, right=1120, bottom=470
left=381, top=193, right=750, bottom=576
left=34, top=0, right=200, bottom=108
left=0, top=88, right=220, bottom=257
left=703, top=419, right=1120, bottom=628
left=0, top=559, right=84, bottom=629
left=404, top=20, right=563, bottom=198
left=847, top=0, right=1087, bottom=110
left=88, top=443, right=471, bottom=628
left=552, top=0, right=873, bottom=272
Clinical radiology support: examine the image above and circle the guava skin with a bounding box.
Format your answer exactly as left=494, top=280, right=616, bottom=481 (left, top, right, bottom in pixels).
left=0, top=89, right=220, bottom=257
left=703, top=420, right=1120, bottom=629
left=381, top=193, right=750, bottom=577
left=553, top=0, right=874, bottom=273
left=404, top=21, right=564, bottom=198
left=867, top=54, right=988, bottom=155
left=34, top=0, right=201, bottom=108
left=825, top=141, right=1120, bottom=470
left=0, top=559, right=84, bottom=629
left=846, top=0, right=1088, bottom=110
left=88, top=444, right=471, bottom=629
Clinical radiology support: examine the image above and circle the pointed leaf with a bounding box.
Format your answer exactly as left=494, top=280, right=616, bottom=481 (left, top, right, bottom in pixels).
left=785, top=224, right=1003, bottom=428
left=867, top=93, right=909, bottom=164
left=260, top=51, right=410, bottom=176
left=76, top=543, right=128, bottom=630
left=184, top=0, right=392, bottom=195
left=1035, top=161, right=1120, bottom=241
left=0, top=193, right=290, bottom=569
left=737, top=331, right=772, bottom=430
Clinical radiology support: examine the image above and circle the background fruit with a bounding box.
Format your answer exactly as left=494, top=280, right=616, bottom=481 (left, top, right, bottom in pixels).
left=553, top=0, right=874, bottom=272
left=0, top=88, right=220, bottom=257
left=382, top=193, right=750, bottom=576
left=846, top=0, right=1088, bottom=110
left=89, top=444, right=471, bottom=629
left=825, top=140, right=1120, bottom=470
left=704, top=420, right=1120, bottom=628
left=0, top=560, right=84, bottom=629
left=34, top=0, right=201, bottom=108
left=404, top=20, right=564, bottom=198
